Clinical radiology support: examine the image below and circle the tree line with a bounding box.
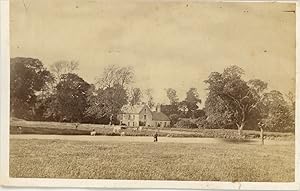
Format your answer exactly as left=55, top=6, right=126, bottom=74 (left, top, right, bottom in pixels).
left=12, top=57, right=131, bottom=124
left=10, top=57, right=295, bottom=134
left=160, top=66, right=295, bottom=134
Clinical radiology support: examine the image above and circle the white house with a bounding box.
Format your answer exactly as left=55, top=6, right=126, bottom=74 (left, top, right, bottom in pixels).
left=118, top=104, right=170, bottom=127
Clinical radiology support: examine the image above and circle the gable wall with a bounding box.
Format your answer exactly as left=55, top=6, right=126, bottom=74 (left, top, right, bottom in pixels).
left=139, top=105, right=153, bottom=126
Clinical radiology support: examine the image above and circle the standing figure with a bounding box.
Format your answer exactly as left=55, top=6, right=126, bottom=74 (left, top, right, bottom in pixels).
left=258, top=121, right=265, bottom=145
left=153, top=131, right=158, bottom=142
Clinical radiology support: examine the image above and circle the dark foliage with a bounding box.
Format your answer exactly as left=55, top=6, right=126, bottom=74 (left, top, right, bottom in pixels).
left=10, top=57, right=54, bottom=120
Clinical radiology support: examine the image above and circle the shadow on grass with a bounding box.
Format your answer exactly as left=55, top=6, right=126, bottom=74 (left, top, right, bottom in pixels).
left=10, top=126, right=155, bottom=137
left=10, top=126, right=90, bottom=135
left=220, top=138, right=257, bottom=144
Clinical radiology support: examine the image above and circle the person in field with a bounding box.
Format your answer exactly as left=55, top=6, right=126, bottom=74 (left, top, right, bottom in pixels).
left=153, top=131, right=158, bottom=142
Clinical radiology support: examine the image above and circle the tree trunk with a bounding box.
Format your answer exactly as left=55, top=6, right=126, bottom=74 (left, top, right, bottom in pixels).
left=31, top=106, right=36, bottom=118
left=109, top=114, right=113, bottom=126
left=260, top=127, right=264, bottom=145
left=237, top=109, right=246, bottom=136
left=237, top=122, right=245, bottom=136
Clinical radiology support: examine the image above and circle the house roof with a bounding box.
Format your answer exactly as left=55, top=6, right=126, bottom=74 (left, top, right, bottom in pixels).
left=120, top=104, right=145, bottom=114
left=152, top=111, right=170, bottom=121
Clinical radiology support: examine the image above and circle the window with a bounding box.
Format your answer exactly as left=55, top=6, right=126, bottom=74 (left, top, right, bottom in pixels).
left=145, top=109, right=146, bottom=112
left=133, top=122, right=135, bottom=126
left=164, top=122, right=167, bottom=127
left=144, top=115, right=146, bottom=120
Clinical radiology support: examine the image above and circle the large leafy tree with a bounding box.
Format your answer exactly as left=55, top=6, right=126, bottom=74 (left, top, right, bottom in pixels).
left=129, top=87, right=142, bottom=106
left=85, top=84, right=128, bottom=125
left=286, top=91, right=295, bottom=129
left=87, top=64, right=132, bottom=124
left=161, top=104, right=179, bottom=117
left=180, top=88, right=201, bottom=118
left=145, top=88, right=155, bottom=109
left=205, top=66, right=268, bottom=135
left=45, top=73, right=90, bottom=122
left=161, top=88, right=180, bottom=117
left=49, top=60, right=79, bottom=82
left=10, top=57, right=54, bottom=119
left=166, top=88, right=179, bottom=105
left=262, top=90, right=294, bottom=132
left=97, top=65, right=134, bottom=89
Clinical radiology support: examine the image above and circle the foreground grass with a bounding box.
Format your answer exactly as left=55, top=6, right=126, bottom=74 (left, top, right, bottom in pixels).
left=10, top=139, right=294, bottom=182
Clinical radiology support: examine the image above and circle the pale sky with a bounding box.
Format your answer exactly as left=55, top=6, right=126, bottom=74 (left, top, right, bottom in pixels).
left=10, top=1, right=296, bottom=105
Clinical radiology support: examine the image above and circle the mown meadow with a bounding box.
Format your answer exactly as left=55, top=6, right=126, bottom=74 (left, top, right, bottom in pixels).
left=10, top=138, right=294, bottom=182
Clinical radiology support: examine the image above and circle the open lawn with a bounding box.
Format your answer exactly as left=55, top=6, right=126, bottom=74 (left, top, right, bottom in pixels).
left=10, top=137, right=294, bottom=182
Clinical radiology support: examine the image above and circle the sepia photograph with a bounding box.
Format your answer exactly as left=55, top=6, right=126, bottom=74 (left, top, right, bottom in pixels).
left=1, top=0, right=298, bottom=189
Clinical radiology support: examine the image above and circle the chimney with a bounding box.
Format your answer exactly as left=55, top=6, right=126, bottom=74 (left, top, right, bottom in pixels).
left=156, top=104, right=161, bottom=112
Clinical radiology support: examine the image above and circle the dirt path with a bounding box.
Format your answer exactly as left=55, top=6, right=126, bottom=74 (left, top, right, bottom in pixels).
left=10, top=134, right=294, bottom=145
left=148, top=129, right=196, bottom=135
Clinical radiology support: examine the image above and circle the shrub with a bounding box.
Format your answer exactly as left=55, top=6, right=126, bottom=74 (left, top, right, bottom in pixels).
left=195, top=116, right=210, bottom=129
left=169, top=114, right=180, bottom=126
left=175, top=119, right=198, bottom=128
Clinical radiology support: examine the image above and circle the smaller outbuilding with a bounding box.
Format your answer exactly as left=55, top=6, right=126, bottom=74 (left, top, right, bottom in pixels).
left=151, top=105, right=170, bottom=127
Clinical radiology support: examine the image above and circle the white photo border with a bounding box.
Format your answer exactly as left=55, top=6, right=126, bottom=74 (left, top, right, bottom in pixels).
left=0, top=0, right=299, bottom=190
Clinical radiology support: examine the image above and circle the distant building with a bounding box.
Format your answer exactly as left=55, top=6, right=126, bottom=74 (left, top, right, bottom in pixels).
left=118, top=104, right=170, bottom=127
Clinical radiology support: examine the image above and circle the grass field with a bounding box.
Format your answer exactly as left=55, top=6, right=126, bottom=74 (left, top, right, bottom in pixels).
left=10, top=138, right=295, bottom=182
